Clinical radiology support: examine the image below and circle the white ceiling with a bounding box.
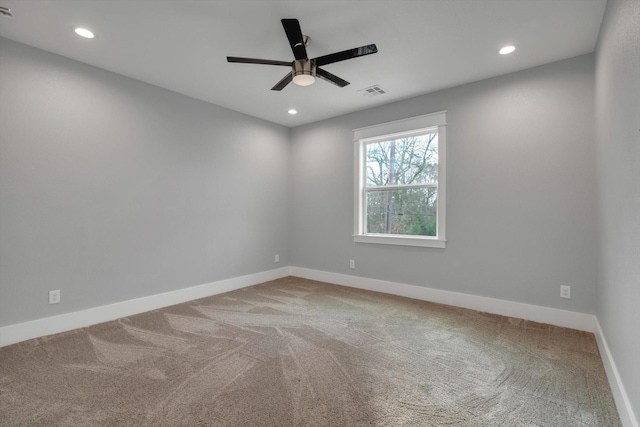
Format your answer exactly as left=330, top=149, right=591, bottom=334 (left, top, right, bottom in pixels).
left=0, top=0, right=606, bottom=127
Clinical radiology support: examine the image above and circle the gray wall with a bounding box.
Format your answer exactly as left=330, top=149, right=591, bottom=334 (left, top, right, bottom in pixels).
left=595, top=0, right=640, bottom=419
left=290, top=54, right=597, bottom=314
left=0, top=37, right=290, bottom=327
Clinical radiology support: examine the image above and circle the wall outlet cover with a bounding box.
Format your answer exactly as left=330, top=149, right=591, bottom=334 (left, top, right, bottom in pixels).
left=49, top=290, right=61, bottom=304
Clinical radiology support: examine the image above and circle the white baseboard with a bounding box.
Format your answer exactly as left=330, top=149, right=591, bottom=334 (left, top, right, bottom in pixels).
left=290, top=267, right=597, bottom=332
left=594, top=318, right=639, bottom=427
left=0, top=267, right=291, bottom=348
left=0, top=266, right=596, bottom=348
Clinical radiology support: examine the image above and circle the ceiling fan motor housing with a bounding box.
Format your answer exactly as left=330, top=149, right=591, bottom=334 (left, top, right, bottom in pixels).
left=292, top=60, right=316, bottom=86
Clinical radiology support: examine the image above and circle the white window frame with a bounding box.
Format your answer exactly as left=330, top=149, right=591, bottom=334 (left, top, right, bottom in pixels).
left=353, top=111, right=447, bottom=248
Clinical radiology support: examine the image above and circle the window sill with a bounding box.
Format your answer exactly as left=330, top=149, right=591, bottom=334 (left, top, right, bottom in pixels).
left=353, top=234, right=446, bottom=248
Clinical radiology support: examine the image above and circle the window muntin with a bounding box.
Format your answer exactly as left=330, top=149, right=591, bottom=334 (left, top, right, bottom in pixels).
left=354, top=112, right=446, bottom=248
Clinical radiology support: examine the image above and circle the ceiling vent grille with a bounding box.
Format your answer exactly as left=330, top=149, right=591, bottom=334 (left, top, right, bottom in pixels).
left=358, top=85, right=386, bottom=97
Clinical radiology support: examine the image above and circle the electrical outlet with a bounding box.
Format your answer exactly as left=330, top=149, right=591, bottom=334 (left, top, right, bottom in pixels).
left=49, top=290, right=61, bottom=304
left=349, top=260, right=355, bottom=269
left=560, top=285, right=571, bottom=299
left=275, top=254, right=279, bottom=263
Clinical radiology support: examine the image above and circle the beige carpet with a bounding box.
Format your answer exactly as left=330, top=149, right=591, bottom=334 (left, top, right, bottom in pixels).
left=0, top=276, right=621, bottom=426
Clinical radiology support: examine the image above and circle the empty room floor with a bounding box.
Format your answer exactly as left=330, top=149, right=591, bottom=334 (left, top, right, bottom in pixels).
left=0, top=277, right=621, bottom=426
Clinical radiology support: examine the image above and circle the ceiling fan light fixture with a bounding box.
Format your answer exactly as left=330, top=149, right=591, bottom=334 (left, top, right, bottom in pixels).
left=293, top=74, right=315, bottom=86
left=292, top=60, right=316, bottom=86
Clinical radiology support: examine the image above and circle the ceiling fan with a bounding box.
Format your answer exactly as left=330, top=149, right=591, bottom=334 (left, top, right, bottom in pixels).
left=227, top=19, right=378, bottom=91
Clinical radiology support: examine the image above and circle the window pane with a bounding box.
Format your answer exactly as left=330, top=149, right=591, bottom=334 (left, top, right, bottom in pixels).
left=365, top=133, right=438, bottom=187
left=366, top=188, right=437, bottom=236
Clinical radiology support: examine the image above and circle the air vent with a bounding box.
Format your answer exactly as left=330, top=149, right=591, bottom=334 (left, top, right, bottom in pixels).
left=358, top=85, right=386, bottom=97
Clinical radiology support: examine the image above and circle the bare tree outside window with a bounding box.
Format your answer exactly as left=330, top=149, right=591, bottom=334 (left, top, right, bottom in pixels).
left=365, top=132, right=438, bottom=236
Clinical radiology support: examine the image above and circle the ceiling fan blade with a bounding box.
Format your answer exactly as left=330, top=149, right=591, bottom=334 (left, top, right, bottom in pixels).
left=313, top=44, right=378, bottom=67
left=281, top=19, right=308, bottom=60
left=227, top=57, right=292, bottom=66
left=316, top=68, right=350, bottom=87
left=271, top=73, right=293, bottom=91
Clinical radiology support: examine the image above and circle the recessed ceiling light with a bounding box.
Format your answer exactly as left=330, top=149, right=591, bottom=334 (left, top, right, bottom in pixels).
left=74, top=28, right=95, bottom=39
left=499, top=45, right=517, bottom=55
left=288, top=109, right=298, bottom=115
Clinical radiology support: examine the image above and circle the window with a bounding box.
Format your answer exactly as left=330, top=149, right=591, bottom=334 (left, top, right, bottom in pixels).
left=353, top=111, right=446, bottom=248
